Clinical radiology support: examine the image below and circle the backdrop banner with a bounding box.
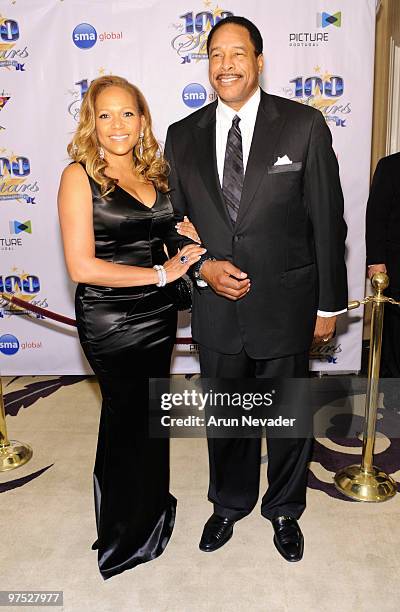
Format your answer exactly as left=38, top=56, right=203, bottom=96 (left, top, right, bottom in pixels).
left=0, top=0, right=375, bottom=374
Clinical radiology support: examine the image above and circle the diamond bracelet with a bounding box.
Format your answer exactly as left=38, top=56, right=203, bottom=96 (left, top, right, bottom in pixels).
left=153, top=265, right=167, bottom=287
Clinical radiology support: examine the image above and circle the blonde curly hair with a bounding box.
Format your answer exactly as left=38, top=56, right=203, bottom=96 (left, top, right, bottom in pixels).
left=67, top=75, right=169, bottom=195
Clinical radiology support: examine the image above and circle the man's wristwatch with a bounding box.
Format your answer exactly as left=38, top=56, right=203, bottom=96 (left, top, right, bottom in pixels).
left=193, top=255, right=215, bottom=287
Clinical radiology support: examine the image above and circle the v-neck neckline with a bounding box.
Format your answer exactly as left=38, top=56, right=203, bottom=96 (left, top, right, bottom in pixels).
left=116, top=184, right=158, bottom=210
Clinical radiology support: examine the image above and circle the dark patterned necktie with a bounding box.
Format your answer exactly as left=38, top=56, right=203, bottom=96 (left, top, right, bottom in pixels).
left=222, top=115, right=244, bottom=224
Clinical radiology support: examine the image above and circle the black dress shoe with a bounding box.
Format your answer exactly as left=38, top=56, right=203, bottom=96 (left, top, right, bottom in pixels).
left=199, top=514, right=235, bottom=552
left=272, top=516, right=304, bottom=562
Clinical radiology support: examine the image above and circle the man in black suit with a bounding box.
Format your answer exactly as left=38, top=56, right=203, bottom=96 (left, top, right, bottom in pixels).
left=165, top=16, right=347, bottom=562
left=366, top=153, right=400, bottom=408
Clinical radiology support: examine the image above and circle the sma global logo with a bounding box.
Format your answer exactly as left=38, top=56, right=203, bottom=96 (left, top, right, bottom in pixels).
left=182, top=83, right=207, bottom=108
left=72, top=23, right=97, bottom=49
left=0, top=333, right=19, bottom=355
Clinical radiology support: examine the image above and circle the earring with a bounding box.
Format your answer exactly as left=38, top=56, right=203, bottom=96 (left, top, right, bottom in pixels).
left=72, top=144, right=78, bottom=155
left=98, top=146, right=105, bottom=160
left=139, top=133, right=144, bottom=157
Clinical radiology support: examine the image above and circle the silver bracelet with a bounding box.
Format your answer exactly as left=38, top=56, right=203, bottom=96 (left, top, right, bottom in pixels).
left=153, top=265, right=162, bottom=286
left=153, top=265, right=167, bottom=287
left=160, top=265, right=167, bottom=286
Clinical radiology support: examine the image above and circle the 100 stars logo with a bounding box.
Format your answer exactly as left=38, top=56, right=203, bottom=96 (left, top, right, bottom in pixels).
left=0, top=150, right=39, bottom=205
left=0, top=15, right=28, bottom=71
left=67, top=69, right=112, bottom=121
left=281, top=67, right=351, bottom=129
left=170, top=1, right=233, bottom=64
left=0, top=267, right=48, bottom=320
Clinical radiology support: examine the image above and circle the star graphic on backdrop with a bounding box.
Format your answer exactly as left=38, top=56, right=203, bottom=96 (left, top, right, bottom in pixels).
left=0, top=43, right=15, bottom=53
left=314, top=65, right=321, bottom=74
left=213, top=7, right=228, bottom=27
left=98, top=67, right=105, bottom=75
left=322, top=71, right=333, bottom=83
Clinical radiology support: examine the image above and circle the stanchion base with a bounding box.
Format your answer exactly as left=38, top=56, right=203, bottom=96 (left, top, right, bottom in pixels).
left=334, top=464, right=397, bottom=502
left=0, top=440, right=33, bottom=472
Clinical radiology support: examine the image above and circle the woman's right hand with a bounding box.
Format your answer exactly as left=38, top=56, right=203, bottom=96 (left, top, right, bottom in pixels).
left=163, top=244, right=206, bottom=283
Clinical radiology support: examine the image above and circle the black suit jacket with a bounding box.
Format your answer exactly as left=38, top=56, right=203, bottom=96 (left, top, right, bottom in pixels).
left=366, top=152, right=400, bottom=292
left=165, top=90, right=348, bottom=359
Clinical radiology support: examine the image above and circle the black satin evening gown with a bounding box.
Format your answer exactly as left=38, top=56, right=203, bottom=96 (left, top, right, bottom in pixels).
left=74, top=172, right=178, bottom=580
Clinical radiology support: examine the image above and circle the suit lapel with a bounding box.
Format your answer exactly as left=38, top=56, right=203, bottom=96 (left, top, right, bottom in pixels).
left=193, top=101, right=233, bottom=229
left=236, top=92, right=286, bottom=228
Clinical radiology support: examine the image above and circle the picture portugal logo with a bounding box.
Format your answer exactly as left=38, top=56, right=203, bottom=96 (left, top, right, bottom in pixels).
left=317, top=12, right=341, bottom=28
left=9, top=220, right=31, bottom=234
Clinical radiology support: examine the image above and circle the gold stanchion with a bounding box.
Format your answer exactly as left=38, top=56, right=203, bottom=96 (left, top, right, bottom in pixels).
left=334, top=272, right=398, bottom=502
left=0, top=376, right=32, bottom=472
left=0, top=292, right=78, bottom=473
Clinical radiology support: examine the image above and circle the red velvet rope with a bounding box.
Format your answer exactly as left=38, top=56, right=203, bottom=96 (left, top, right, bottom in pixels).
left=2, top=294, right=194, bottom=344
left=5, top=295, right=77, bottom=326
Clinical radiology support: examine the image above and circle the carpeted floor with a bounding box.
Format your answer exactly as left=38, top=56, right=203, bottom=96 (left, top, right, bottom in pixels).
left=0, top=375, right=399, bottom=612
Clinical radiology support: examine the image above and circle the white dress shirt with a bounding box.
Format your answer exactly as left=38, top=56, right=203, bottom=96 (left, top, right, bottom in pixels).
left=214, top=87, right=345, bottom=318
left=216, top=87, right=261, bottom=183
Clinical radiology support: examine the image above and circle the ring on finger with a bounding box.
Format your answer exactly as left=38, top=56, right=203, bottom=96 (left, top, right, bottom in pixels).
left=180, top=255, right=189, bottom=264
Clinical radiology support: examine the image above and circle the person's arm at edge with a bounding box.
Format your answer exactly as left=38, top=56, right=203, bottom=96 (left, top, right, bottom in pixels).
left=304, top=111, right=348, bottom=340
left=366, top=157, right=394, bottom=278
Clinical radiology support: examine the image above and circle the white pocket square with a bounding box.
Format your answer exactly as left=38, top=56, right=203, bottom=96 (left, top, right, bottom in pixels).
left=274, top=155, right=292, bottom=166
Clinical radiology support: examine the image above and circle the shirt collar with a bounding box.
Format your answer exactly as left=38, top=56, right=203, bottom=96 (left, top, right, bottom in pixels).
left=216, top=87, right=261, bottom=125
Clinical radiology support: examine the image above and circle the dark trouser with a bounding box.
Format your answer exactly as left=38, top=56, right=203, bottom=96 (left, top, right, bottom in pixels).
left=381, top=301, right=400, bottom=378
left=199, top=345, right=313, bottom=521
left=381, top=295, right=400, bottom=409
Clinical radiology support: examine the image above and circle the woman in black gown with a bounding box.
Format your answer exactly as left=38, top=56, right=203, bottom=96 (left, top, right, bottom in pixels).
left=58, top=75, right=204, bottom=579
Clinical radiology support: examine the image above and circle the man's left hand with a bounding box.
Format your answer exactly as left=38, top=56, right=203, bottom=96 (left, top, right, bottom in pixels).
left=313, top=315, right=337, bottom=344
